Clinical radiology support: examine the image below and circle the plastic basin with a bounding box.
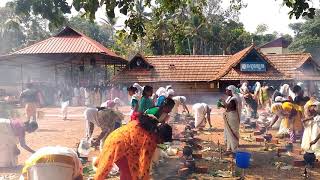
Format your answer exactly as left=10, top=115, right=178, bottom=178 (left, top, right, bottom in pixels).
left=235, top=151, right=251, bottom=169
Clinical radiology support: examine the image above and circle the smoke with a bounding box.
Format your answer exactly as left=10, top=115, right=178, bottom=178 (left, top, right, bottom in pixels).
left=133, top=82, right=224, bottom=106
left=0, top=64, right=55, bottom=95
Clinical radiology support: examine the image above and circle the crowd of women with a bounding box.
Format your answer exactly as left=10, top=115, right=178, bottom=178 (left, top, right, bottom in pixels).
left=3, top=80, right=320, bottom=180
left=93, top=84, right=181, bottom=180
left=214, top=81, right=320, bottom=157
left=1, top=83, right=205, bottom=180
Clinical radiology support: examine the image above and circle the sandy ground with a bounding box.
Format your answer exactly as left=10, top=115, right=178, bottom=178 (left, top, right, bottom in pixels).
left=0, top=105, right=320, bottom=179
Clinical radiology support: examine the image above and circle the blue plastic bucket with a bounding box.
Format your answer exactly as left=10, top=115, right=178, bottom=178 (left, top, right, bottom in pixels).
left=235, top=151, right=251, bottom=169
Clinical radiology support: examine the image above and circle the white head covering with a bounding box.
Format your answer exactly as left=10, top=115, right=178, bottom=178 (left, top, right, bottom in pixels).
left=113, top=97, right=121, bottom=104
left=280, top=84, right=290, bottom=97
left=166, top=89, right=175, bottom=97
left=133, top=83, right=143, bottom=96
left=227, top=85, right=239, bottom=94
left=156, top=87, right=167, bottom=96
left=254, top=82, right=261, bottom=94
left=240, top=82, right=249, bottom=94
left=226, top=85, right=242, bottom=114
left=297, top=82, right=304, bottom=88
left=166, top=85, right=172, bottom=91
left=275, top=96, right=284, bottom=103
left=180, top=96, right=187, bottom=103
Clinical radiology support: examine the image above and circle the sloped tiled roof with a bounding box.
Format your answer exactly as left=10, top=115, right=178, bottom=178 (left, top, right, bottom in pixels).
left=267, top=53, right=320, bottom=80
left=219, top=68, right=287, bottom=80
left=130, top=53, right=153, bottom=68
left=115, top=55, right=229, bottom=83
left=114, top=46, right=320, bottom=83
left=260, top=37, right=291, bottom=48
left=215, top=45, right=253, bottom=79
left=12, top=26, right=123, bottom=59
left=216, top=45, right=280, bottom=80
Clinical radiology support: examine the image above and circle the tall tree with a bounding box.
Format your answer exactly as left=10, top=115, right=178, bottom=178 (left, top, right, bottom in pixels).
left=0, top=2, right=50, bottom=53
left=255, top=24, right=268, bottom=35
left=67, top=16, right=115, bottom=48
left=14, top=0, right=316, bottom=41
left=289, top=10, right=320, bottom=60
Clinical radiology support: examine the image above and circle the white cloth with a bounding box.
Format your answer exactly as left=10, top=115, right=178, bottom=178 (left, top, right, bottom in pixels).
left=302, top=120, right=314, bottom=151
left=80, top=87, right=85, bottom=95
left=20, top=146, right=82, bottom=180
left=84, top=108, right=98, bottom=138
left=101, top=101, right=109, bottom=108
left=73, top=88, right=80, bottom=97
left=275, top=96, right=284, bottom=103
left=61, top=101, right=69, bottom=119
left=101, top=98, right=121, bottom=109
left=133, top=83, right=143, bottom=97
left=192, top=103, right=208, bottom=128
left=0, top=119, right=18, bottom=167
left=311, top=116, right=320, bottom=151
left=240, top=82, right=249, bottom=94
left=280, top=84, right=290, bottom=98
left=84, top=89, right=91, bottom=106
left=166, top=89, right=175, bottom=97
left=171, top=96, right=186, bottom=114
left=301, top=102, right=320, bottom=151
left=113, top=98, right=121, bottom=104
left=129, top=95, right=140, bottom=116
left=224, top=85, right=241, bottom=152
left=254, top=82, right=261, bottom=96
left=223, top=111, right=240, bottom=152
left=156, top=87, right=167, bottom=97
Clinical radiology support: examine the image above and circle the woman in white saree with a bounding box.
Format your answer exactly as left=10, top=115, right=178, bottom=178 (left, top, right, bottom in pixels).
left=222, top=85, right=242, bottom=153
left=301, top=100, right=318, bottom=151
left=192, top=103, right=212, bottom=128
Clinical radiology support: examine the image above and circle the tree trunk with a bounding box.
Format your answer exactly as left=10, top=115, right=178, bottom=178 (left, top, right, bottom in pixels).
left=222, top=48, right=226, bottom=55
left=162, top=40, right=165, bottom=55
left=193, top=39, right=196, bottom=55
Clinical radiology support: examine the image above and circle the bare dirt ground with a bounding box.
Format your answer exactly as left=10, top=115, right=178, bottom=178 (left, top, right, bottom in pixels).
left=0, top=105, right=320, bottom=179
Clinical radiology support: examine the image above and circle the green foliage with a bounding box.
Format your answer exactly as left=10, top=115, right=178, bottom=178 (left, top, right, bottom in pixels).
left=14, top=0, right=316, bottom=41
left=252, top=34, right=277, bottom=47
left=0, top=103, right=18, bottom=119
left=0, top=2, right=50, bottom=53
left=0, top=0, right=298, bottom=58
left=67, top=16, right=114, bottom=47
left=15, top=0, right=315, bottom=41
left=289, top=10, right=320, bottom=60
left=0, top=2, right=115, bottom=54
left=283, top=0, right=315, bottom=19
left=15, top=0, right=70, bottom=29
left=140, top=1, right=251, bottom=55
left=255, top=24, right=268, bottom=35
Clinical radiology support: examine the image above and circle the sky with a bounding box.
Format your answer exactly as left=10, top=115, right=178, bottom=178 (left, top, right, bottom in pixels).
left=1, top=0, right=319, bottom=36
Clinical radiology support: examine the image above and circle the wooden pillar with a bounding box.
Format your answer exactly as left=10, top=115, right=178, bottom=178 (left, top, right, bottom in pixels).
left=113, top=63, right=116, bottom=76
left=20, top=64, right=23, bottom=91
left=54, top=64, right=57, bottom=86
left=104, top=59, right=107, bottom=82
left=82, top=59, right=85, bottom=86
left=93, top=67, right=96, bottom=85
left=70, top=62, right=73, bottom=85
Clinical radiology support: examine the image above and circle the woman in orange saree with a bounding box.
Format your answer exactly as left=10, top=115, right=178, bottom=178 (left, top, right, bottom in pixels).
left=94, top=114, right=172, bottom=180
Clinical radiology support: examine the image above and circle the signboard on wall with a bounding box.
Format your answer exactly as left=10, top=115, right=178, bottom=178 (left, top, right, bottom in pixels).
left=240, top=62, right=266, bottom=72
